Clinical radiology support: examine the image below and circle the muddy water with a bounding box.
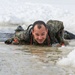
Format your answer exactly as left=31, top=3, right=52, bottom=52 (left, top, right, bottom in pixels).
left=0, top=40, right=75, bottom=75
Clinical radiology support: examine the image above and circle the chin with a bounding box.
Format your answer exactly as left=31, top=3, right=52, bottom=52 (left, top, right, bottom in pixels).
left=38, top=41, right=44, bottom=44
left=38, top=42, right=43, bottom=44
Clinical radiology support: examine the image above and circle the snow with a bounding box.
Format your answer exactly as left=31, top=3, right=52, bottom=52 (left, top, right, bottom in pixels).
left=57, top=48, right=75, bottom=67
left=0, top=0, right=75, bottom=33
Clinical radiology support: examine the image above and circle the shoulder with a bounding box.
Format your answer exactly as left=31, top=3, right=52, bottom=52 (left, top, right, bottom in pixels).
left=46, top=20, right=64, bottom=32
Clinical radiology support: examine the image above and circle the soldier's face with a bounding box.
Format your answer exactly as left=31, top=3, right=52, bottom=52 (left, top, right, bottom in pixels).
left=32, top=24, right=48, bottom=44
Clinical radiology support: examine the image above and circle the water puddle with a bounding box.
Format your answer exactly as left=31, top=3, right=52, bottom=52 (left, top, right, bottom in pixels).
left=0, top=41, right=75, bottom=75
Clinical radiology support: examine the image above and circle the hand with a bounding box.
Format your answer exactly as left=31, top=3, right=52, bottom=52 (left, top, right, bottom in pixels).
left=5, top=39, right=12, bottom=44
left=12, top=38, right=19, bottom=45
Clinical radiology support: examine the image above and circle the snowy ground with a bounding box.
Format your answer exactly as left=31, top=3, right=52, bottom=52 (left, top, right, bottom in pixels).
left=0, top=40, right=75, bottom=75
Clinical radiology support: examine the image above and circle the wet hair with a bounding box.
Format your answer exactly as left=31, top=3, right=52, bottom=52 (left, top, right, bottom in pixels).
left=32, top=20, right=47, bottom=29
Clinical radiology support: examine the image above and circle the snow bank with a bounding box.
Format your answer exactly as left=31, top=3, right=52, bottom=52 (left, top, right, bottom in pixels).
left=0, top=0, right=75, bottom=32
left=57, top=48, right=75, bottom=67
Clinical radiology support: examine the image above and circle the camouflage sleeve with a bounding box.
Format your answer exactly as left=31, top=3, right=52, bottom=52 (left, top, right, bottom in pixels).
left=15, top=32, right=24, bottom=40
left=14, top=30, right=30, bottom=43
left=14, top=31, right=26, bottom=41
left=5, top=31, right=29, bottom=44
left=5, top=38, right=14, bottom=44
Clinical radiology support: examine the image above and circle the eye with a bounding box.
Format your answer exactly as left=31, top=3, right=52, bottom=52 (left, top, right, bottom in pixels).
left=41, top=33, right=45, bottom=36
left=35, top=33, right=39, bottom=36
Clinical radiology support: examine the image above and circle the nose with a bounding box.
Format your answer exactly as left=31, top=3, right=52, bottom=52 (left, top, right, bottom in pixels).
left=38, top=36, right=42, bottom=39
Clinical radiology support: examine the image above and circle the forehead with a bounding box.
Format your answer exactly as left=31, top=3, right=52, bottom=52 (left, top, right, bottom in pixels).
left=33, top=24, right=46, bottom=30
left=33, top=24, right=47, bottom=33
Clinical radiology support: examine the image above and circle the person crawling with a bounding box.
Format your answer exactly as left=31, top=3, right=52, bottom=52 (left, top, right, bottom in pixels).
left=5, top=20, right=75, bottom=47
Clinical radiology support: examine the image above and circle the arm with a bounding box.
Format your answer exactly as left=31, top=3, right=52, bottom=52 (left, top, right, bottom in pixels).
left=5, top=31, right=29, bottom=45
left=12, top=30, right=31, bottom=45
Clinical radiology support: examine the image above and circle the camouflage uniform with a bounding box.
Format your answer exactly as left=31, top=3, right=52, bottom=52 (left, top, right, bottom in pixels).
left=5, top=24, right=52, bottom=46
left=5, top=21, right=69, bottom=46
left=5, top=26, right=26, bottom=44
left=64, top=30, right=75, bottom=39
left=46, top=20, right=64, bottom=45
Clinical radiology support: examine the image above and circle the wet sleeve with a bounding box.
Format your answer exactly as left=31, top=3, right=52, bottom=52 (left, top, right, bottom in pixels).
left=14, top=31, right=30, bottom=42
left=5, top=38, right=14, bottom=44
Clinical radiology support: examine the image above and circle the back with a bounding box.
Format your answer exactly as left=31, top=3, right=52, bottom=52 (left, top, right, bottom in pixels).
left=46, top=20, right=64, bottom=33
left=46, top=20, right=64, bottom=44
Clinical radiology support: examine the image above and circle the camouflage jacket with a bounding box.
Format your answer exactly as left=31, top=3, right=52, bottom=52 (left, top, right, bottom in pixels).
left=13, top=30, right=52, bottom=46
left=46, top=20, right=64, bottom=44
left=5, top=20, right=64, bottom=46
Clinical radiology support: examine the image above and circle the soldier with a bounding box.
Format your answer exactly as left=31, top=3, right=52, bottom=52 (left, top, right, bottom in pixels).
left=5, top=20, right=68, bottom=46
